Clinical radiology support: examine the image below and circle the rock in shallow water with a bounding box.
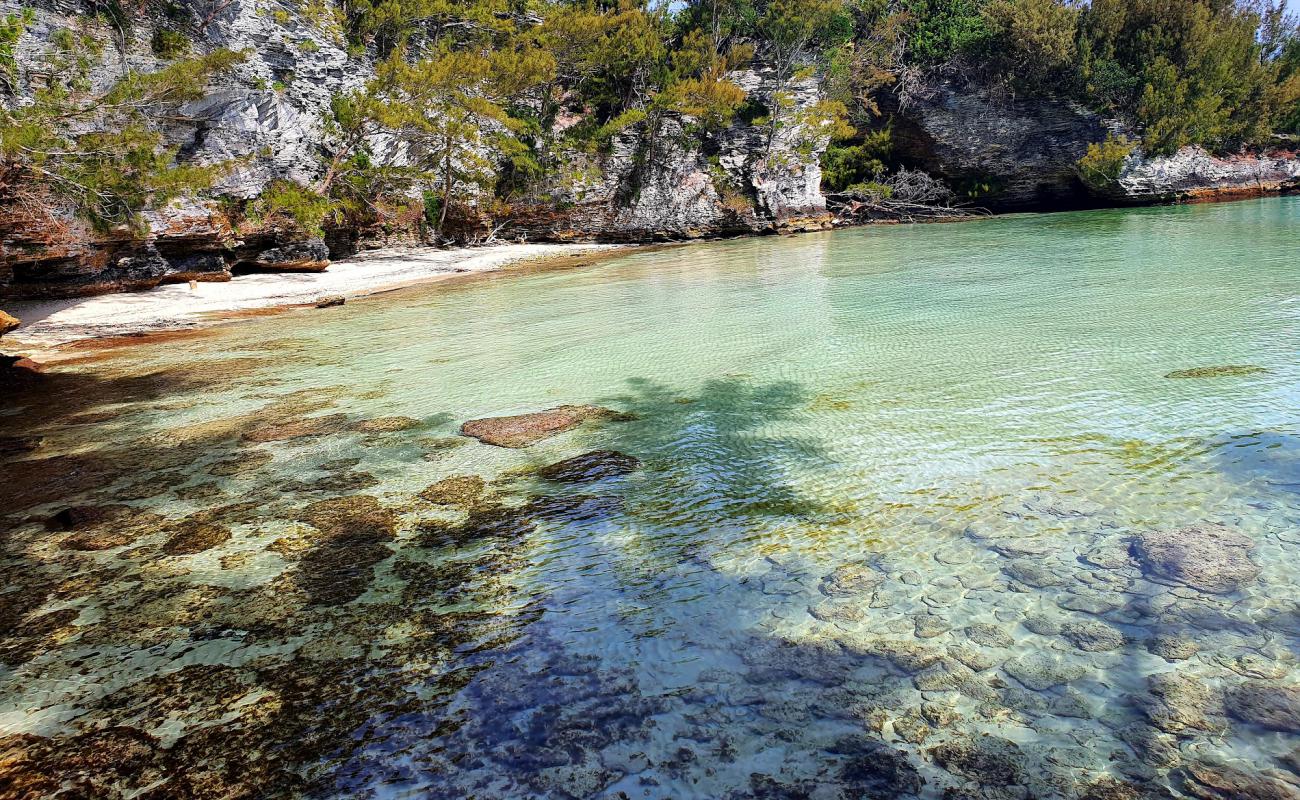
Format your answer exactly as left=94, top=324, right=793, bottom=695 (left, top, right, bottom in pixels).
left=820, top=563, right=886, bottom=597
left=1226, top=684, right=1300, bottom=732
left=537, top=450, right=640, bottom=483
left=1131, top=523, right=1260, bottom=594
left=1164, top=365, right=1269, bottom=379
left=460, top=405, right=631, bottom=448
left=419, top=475, right=487, bottom=506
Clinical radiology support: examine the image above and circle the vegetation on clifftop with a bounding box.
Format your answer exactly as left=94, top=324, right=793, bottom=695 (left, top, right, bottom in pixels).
left=0, top=0, right=1297, bottom=239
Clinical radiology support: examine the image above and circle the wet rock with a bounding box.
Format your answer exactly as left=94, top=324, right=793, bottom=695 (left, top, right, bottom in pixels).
left=460, top=405, right=631, bottom=448
left=295, top=495, right=398, bottom=604
left=809, top=601, right=867, bottom=624
left=929, top=736, right=1025, bottom=785
left=526, top=494, right=626, bottom=524
left=1147, top=633, right=1198, bottom=661
left=1165, top=365, right=1269, bottom=379
left=1142, top=672, right=1224, bottom=734
left=1132, top=524, right=1259, bottom=594
left=820, top=563, right=886, bottom=597
left=965, top=623, right=1014, bottom=648
left=315, top=295, right=345, bottom=308
left=829, top=736, right=925, bottom=796
left=1003, top=559, right=1064, bottom=588
left=162, top=521, right=232, bottom=556
left=1226, top=684, right=1300, bottom=732
left=47, top=504, right=129, bottom=531
left=948, top=644, right=998, bottom=672
left=1061, top=620, right=1126, bottom=652
left=242, top=413, right=349, bottom=443
left=298, top=495, right=398, bottom=541
left=537, top=450, right=641, bottom=483
left=1175, top=763, right=1300, bottom=800
left=914, top=614, right=950, bottom=639
left=842, top=636, right=944, bottom=673
left=56, top=506, right=168, bottom=551
left=1079, top=776, right=1173, bottom=800
left=0, top=309, right=18, bottom=336
left=1022, top=614, right=1061, bottom=636
left=1003, top=652, right=1086, bottom=690
left=891, top=712, right=931, bottom=744
left=350, top=416, right=421, bottom=434
left=208, top=448, right=273, bottom=476
left=0, top=435, right=42, bottom=456
left=419, top=475, right=487, bottom=506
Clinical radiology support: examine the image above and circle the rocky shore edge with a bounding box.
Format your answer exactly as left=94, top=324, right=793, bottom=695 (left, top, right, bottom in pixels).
left=1, top=242, right=623, bottom=357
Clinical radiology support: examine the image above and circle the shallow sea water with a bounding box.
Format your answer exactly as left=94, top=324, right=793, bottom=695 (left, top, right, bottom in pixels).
left=2, top=196, right=1299, bottom=799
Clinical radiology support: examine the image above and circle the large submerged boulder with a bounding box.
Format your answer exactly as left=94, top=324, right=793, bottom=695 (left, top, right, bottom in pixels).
left=460, top=405, right=630, bottom=448
left=1132, top=523, right=1260, bottom=594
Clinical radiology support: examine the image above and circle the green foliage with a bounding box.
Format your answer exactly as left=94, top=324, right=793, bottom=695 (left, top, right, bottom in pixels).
left=979, top=0, right=1077, bottom=93
left=253, top=179, right=336, bottom=234
left=151, top=28, right=189, bottom=58
left=0, top=49, right=245, bottom=233
left=1, top=8, right=33, bottom=94
left=1075, top=134, right=1135, bottom=190
left=896, top=0, right=992, bottom=64
left=1079, top=0, right=1299, bottom=154
left=822, top=128, right=893, bottom=191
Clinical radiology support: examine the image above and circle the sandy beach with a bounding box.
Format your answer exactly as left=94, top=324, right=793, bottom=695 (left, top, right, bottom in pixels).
left=4, top=242, right=619, bottom=352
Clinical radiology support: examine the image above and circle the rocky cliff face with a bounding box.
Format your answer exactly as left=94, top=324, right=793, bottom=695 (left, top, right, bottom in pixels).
left=499, top=67, right=833, bottom=242
left=1112, top=146, right=1300, bottom=203
left=888, top=79, right=1107, bottom=211
left=0, top=2, right=832, bottom=299
left=889, top=78, right=1300, bottom=211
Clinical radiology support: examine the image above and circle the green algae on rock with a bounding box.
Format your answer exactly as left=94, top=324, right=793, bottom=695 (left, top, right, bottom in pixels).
left=1164, top=364, right=1269, bottom=378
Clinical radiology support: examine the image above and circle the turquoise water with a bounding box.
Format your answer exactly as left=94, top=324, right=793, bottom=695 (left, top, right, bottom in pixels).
left=1, top=196, right=1298, bottom=798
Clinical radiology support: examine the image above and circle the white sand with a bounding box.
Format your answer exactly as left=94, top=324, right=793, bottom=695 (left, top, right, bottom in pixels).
left=6, top=242, right=617, bottom=351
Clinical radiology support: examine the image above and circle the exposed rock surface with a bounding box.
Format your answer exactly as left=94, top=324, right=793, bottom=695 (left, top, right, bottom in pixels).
left=1115, top=147, right=1300, bottom=203
left=1132, top=524, right=1260, bottom=594
left=889, top=78, right=1106, bottom=211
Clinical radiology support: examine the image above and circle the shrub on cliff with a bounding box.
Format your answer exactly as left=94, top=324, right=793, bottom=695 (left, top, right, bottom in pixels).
left=0, top=43, right=245, bottom=233
left=1075, top=134, right=1135, bottom=192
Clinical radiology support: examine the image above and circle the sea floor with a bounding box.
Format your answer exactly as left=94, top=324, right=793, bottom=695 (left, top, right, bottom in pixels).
left=1, top=196, right=1298, bottom=799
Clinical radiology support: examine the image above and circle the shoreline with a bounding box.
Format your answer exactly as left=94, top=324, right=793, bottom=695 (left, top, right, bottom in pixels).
left=3, top=242, right=627, bottom=357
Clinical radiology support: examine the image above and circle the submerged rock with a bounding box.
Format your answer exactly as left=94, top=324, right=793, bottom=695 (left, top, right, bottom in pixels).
left=242, top=413, right=349, bottom=443
left=350, top=416, right=421, bottom=434
left=162, top=521, right=232, bottom=556
left=1003, top=652, right=1086, bottom=690
left=1165, top=365, right=1269, bottom=379
left=0, top=435, right=42, bottom=456
left=460, top=405, right=630, bottom=448
left=829, top=736, right=925, bottom=796
left=419, top=475, right=487, bottom=506
left=1132, top=524, right=1260, bottom=594
left=929, top=736, right=1025, bottom=786
left=820, top=563, right=886, bottom=597
left=1226, top=684, right=1300, bottom=732
left=1142, top=672, right=1225, bottom=735
left=1175, top=763, right=1300, bottom=800
left=1061, top=620, right=1126, bottom=652
left=208, top=448, right=273, bottom=476
left=1147, top=633, right=1199, bottom=661
left=537, top=450, right=641, bottom=483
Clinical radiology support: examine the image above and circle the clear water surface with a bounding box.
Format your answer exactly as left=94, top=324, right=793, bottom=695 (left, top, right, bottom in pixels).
left=1, top=196, right=1298, bottom=798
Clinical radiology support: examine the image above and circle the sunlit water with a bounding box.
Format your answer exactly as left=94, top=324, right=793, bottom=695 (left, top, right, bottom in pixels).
left=2, top=197, right=1299, bottom=799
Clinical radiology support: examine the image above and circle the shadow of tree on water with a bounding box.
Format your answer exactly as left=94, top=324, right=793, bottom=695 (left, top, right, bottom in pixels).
left=3, top=368, right=1298, bottom=800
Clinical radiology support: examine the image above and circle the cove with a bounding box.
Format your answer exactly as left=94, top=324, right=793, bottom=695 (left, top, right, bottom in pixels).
left=1, top=195, right=1298, bottom=799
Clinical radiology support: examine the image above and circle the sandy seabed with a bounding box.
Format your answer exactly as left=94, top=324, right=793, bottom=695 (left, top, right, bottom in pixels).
left=5, top=242, right=619, bottom=352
